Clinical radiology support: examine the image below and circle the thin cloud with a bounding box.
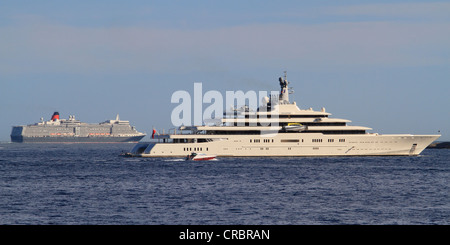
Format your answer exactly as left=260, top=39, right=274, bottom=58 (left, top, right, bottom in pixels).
left=326, top=2, right=450, bottom=20
left=1, top=7, right=449, bottom=75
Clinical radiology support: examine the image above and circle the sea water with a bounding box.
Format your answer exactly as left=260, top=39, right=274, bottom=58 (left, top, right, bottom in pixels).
left=0, top=143, right=448, bottom=225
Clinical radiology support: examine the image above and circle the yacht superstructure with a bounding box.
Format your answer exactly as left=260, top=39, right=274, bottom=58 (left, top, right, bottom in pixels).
left=130, top=74, right=439, bottom=157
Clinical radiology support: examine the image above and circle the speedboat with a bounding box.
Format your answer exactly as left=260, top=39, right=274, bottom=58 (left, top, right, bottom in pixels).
left=185, top=152, right=217, bottom=161
left=283, top=123, right=307, bottom=132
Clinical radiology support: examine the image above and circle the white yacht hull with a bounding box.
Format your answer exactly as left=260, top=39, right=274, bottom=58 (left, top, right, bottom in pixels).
left=130, top=133, right=439, bottom=157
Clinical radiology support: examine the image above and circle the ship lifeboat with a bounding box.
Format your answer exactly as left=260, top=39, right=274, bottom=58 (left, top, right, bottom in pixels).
left=185, top=152, right=216, bottom=161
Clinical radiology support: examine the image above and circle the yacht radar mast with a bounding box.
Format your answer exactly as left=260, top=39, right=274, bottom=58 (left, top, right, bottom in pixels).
left=279, top=71, right=290, bottom=104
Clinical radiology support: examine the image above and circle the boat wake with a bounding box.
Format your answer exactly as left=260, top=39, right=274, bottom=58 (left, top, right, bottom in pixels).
left=163, top=158, right=219, bottom=162
left=123, top=158, right=144, bottom=162
left=163, top=159, right=186, bottom=162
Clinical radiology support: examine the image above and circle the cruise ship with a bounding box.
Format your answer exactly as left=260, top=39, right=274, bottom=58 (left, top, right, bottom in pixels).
left=11, top=112, right=146, bottom=143
left=129, top=74, right=439, bottom=157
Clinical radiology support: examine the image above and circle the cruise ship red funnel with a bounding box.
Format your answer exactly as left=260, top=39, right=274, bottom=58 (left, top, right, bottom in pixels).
left=51, top=112, right=60, bottom=121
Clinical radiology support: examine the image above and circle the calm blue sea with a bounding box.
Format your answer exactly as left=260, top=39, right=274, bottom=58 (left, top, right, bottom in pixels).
left=0, top=143, right=448, bottom=225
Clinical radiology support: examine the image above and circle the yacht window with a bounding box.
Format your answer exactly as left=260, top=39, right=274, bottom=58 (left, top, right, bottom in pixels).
left=281, top=139, right=299, bottom=143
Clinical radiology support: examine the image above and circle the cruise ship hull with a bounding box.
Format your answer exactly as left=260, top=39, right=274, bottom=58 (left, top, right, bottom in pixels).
left=11, top=135, right=145, bottom=143
left=129, top=134, right=440, bottom=157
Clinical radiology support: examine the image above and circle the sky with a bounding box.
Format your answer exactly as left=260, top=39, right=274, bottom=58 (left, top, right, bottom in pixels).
left=1, top=0, right=449, bottom=141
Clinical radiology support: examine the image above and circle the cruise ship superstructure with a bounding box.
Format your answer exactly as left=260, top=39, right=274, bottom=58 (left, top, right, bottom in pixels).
left=130, top=74, right=439, bottom=157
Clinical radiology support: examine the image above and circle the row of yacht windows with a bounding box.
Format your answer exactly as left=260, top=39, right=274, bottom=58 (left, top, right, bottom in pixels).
left=229, top=122, right=345, bottom=127
left=176, top=138, right=347, bottom=144
left=250, top=138, right=346, bottom=143
left=209, top=130, right=364, bottom=135
left=250, top=139, right=274, bottom=143
left=183, top=147, right=208, bottom=151
left=313, top=139, right=346, bottom=142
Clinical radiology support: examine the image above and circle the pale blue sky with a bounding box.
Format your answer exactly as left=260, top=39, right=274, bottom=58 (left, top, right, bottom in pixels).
left=1, top=0, right=449, bottom=141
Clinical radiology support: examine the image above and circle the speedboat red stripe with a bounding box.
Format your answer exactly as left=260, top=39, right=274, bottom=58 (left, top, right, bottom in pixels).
left=193, top=157, right=216, bottom=161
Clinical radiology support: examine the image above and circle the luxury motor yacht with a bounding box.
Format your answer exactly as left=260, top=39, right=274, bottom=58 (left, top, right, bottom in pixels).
left=129, top=73, right=439, bottom=157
